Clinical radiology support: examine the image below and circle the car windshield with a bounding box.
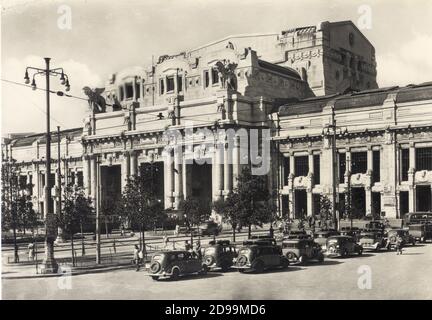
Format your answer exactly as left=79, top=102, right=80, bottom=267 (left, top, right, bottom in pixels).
left=204, top=247, right=217, bottom=255
left=239, top=248, right=251, bottom=256
left=153, top=255, right=164, bottom=262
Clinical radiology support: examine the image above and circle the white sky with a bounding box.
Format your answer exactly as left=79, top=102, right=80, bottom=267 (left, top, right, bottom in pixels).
left=2, top=0, right=432, bottom=134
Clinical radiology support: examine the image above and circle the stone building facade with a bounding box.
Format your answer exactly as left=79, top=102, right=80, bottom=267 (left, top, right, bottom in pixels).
left=3, top=20, right=430, bottom=221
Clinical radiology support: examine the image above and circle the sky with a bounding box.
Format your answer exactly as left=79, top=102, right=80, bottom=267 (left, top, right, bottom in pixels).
left=2, top=0, right=432, bottom=134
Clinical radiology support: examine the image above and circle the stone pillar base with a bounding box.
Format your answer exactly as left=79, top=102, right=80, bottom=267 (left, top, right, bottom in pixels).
left=40, top=259, right=58, bottom=274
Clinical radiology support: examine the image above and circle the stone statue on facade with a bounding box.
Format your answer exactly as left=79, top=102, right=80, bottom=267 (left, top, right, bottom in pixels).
left=83, top=86, right=106, bottom=113
left=214, top=60, right=238, bottom=91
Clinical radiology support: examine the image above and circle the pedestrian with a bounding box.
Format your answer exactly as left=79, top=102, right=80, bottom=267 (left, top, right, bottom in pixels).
left=174, top=224, right=180, bottom=237
left=163, top=235, right=169, bottom=249
left=395, top=235, right=404, bottom=255
left=138, top=249, right=144, bottom=268
left=112, top=239, right=117, bottom=254
left=194, top=241, right=202, bottom=259
left=133, top=244, right=140, bottom=271
left=269, top=225, right=274, bottom=238
left=184, top=240, right=191, bottom=251
left=28, top=243, right=35, bottom=261
left=120, top=225, right=125, bottom=237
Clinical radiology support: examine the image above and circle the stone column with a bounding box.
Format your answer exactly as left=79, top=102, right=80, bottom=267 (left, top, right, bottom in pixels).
left=212, top=143, right=224, bottom=201
left=90, top=155, right=97, bottom=201
left=408, top=143, right=416, bottom=212
left=121, top=151, right=130, bottom=192
left=288, top=173, right=295, bottom=219
left=182, top=151, right=192, bottom=199
left=409, top=185, right=416, bottom=212
left=173, top=146, right=183, bottom=209
left=307, top=150, right=314, bottom=216
left=164, top=148, right=174, bottom=209
left=83, top=155, right=91, bottom=196
left=366, top=147, right=373, bottom=215
left=232, top=137, right=240, bottom=188
left=130, top=150, right=137, bottom=177
left=223, top=142, right=232, bottom=197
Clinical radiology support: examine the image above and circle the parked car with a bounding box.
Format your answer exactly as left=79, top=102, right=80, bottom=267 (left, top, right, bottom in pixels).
left=386, top=229, right=416, bottom=249
left=408, top=223, right=432, bottom=243
left=282, top=238, right=324, bottom=264
left=283, top=230, right=311, bottom=240
left=340, top=227, right=361, bottom=242
left=233, top=240, right=289, bottom=273
left=201, top=240, right=237, bottom=272
left=325, top=235, right=363, bottom=258
left=192, top=221, right=222, bottom=236
left=314, top=229, right=340, bottom=250
left=358, top=230, right=387, bottom=251
left=147, top=250, right=208, bottom=281
left=250, top=235, right=278, bottom=245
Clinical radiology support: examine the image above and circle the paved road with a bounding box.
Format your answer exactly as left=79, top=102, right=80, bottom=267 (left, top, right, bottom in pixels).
left=3, top=242, right=432, bottom=300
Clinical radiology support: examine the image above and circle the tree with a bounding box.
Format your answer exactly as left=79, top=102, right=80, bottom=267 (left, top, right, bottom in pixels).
left=319, top=194, right=333, bottom=229
left=179, top=196, right=211, bottom=228
left=16, top=183, right=39, bottom=235
left=1, top=159, right=20, bottom=262
left=212, top=192, right=240, bottom=242
left=58, top=184, right=93, bottom=266
left=119, top=170, right=164, bottom=256
left=235, top=167, right=274, bottom=239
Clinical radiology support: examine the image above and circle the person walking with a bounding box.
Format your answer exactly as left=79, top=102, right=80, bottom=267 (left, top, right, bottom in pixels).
left=163, top=235, right=169, bottom=249
left=133, top=244, right=140, bottom=271
left=28, top=243, right=35, bottom=261
left=184, top=240, right=191, bottom=251
left=112, top=239, right=117, bottom=254
left=395, top=235, right=404, bottom=255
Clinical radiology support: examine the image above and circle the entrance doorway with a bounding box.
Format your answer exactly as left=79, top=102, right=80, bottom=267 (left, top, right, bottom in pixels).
left=100, top=165, right=122, bottom=232
left=140, top=162, right=164, bottom=206
left=191, top=161, right=212, bottom=214
left=416, top=185, right=431, bottom=212
left=351, top=187, right=366, bottom=218
left=294, top=189, right=307, bottom=219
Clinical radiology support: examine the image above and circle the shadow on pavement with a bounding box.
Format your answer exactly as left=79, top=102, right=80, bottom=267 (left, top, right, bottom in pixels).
left=155, top=273, right=223, bottom=282
left=300, top=260, right=343, bottom=267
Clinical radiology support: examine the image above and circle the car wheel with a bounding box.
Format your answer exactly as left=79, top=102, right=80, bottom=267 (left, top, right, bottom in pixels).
left=238, top=269, right=245, bottom=273
left=151, top=276, right=159, bottom=281
left=171, top=267, right=180, bottom=281
left=254, top=260, right=265, bottom=273
left=286, top=252, right=297, bottom=262
left=204, top=255, right=214, bottom=266
left=200, top=264, right=208, bottom=275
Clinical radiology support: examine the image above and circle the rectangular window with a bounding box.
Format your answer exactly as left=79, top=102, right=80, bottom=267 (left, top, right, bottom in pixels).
left=125, top=82, right=133, bottom=99
left=416, top=147, right=432, bottom=171
left=77, top=172, right=84, bottom=187
left=283, top=157, right=290, bottom=186
left=372, top=192, right=381, bottom=217
left=351, top=151, right=367, bottom=174
left=313, top=154, right=320, bottom=185
left=339, top=153, right=346, bottom=183
left=400, top=191, right=409, bottom=216
left=211, top=69, right=219, bottom=84
left=204, top=70, right=210, bottom=88
left=372, top=150, right=380, bottom=182
left=294, top=156, right=309, bottom=177
left=159, top=79, right=164, bottom=95
left=401, top=148, right=409, bottom=181
left=166, top=76, right=175, bottom=92
left=19, top=175, right=27, bottom=189
left=135, top=82, right=140, bottom=99
left=119, top=86, right=124, bottom=101
left=177, top=75, right=183, bottom=92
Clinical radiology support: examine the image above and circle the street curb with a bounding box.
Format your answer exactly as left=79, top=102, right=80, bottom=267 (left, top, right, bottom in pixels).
left=2, top=263, right=136, bottom=280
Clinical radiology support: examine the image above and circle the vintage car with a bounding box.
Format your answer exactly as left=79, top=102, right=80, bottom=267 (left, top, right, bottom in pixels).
left=201, top=240, right=237, bottom=272
left=386, top=229, right=416, bottom=249
left=283, top=230, right=311, bottom=240
left=147, top=250, right=208, bottom=281
left=408, top=223, right=432, bottom=243
left=282, top=238, right=324, bottom=264
left=233, top=240, right=289, bottom=273
left=250, top=235, right=278, bottom=245
left=325, top=235, right=363, bottom=258
left=313, top=229, right=340, bottom=250
left=192, top=221, right=222, bottom=236
left=358, top=230, right=388, bottom=251
left=340, top=227, right=361, bottom=242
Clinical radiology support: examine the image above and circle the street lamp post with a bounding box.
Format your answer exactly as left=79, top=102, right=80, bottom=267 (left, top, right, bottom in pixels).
left=24, top=57, right=70, bottom=274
